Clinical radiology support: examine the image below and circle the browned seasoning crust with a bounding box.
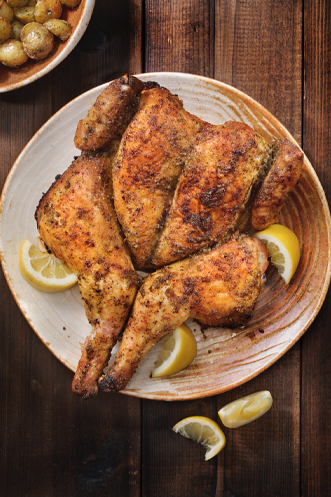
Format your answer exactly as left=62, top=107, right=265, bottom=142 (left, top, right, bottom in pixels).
left=35, top=153, right=139, bottom=398
left=251, top=138, right=304, bottom=230
left=152, top=121, right=270, bottom=266
left=74, top=74, right=145, bottom=151
left=99, top=234, right=268, bottom=393
left=112, top=86, right=207, bottom=268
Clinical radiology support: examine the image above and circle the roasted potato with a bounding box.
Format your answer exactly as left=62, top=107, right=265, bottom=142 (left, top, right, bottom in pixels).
left=13, top=5, right=34, bottom=23
left=34, top=0, right=61, bottom=23
left=43, top=18, right=71, bottom=40
left=0, top=38, right=28, bottom=65
left=20, top=19, right=38, bottom=38
left=10, top=17, right=23, bottom=38
left=0, top=1, right=14, bottom=21
left=7, top=0, right=28, bottom=7
left=0, top=16, right=12, bottom=43
left=22, top=23, right=54, bottom=59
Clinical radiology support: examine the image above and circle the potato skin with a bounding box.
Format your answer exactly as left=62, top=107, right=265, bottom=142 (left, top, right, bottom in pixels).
left=22, top=23, right=54, bottom=59
left=0, top=15, right=12, bottom=42
left=11, top=18, right=24, bottom=39
left=60, top=0, right=80, bottom=7
left=7, top=0, right=28, bottom=7
left=0, top=38, right=28, bottom=65
left=13, top=5, right=34, bottom=23
left=34, top=0, right=62, bottom=24
left=0, top=1, right=14, bottom=22
left=44, top=18, right=71, bottom=40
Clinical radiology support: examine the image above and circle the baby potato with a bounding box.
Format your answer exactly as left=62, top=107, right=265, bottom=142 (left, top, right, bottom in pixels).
left=11, top=17, right=23, bottom=38
left=7, top=0, right=28, bottom=7
left=34, top=0, right=61, bottom=23
left=0, top=38, right=28, bottom=65
left=43, top=18, right=71, bottom=40
left=60, top=0, right=80, bottom=7
left=0, top=16, right=12, bottom=43
left=22, top=23, right=54, bottom=59
left=0, top=1, right=14, bottom=22
left=20, top=19, right=39, bottom=38
left=13, top=5, right=34, bottom=23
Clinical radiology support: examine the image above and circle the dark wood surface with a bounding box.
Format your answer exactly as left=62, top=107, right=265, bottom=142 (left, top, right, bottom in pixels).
left=1, top=1, right=330, bottom=496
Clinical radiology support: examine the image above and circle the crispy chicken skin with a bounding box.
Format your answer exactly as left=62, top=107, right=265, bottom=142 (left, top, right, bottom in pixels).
left=74, top=74, right=144, bottom=152
left=152, top=122, right=270, bottom=266
left=112, top=87, right=206, bottom=268
left=251, top=139, right=303, bottom=230
left=99, top=234, right=268, bottom=393
left=35, top=153, right=139, bottom=398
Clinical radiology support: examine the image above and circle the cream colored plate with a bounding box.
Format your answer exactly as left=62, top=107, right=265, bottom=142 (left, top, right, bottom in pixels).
left=1, top=73, right=330, bottom=400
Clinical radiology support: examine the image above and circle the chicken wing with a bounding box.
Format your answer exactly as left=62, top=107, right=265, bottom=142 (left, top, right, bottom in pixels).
left=35, top=153, right=139, bottom=398
left=98, top=234, right=268, bottom=393
left=251, top=138, right=304, bottom=230
left=74, top=74, right=145, bottom=152
left=152, top=121, right=270, bottom=266
left=112, top=87, right=207, bottom=268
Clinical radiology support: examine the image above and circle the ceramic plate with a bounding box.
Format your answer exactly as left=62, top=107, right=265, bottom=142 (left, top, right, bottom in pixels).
left=1, top=73, right=330, bottom=400
left=0, top=0, right=95, bottom=93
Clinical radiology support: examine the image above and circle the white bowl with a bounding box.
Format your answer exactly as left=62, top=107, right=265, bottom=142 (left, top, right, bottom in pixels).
left=0, top=0, right=95, bottom=93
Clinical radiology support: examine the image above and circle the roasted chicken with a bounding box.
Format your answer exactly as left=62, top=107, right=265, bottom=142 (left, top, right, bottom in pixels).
left=34, top=75, right=304, bottom=398
left=99, top=234, right=269, bottom=393
left=35, top=153, right=138, bottom=398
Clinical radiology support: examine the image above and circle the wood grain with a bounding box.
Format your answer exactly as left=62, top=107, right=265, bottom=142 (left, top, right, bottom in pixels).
left=0, top=1, right=143, bottom=496
left=301, top=1, right=331, bottom=496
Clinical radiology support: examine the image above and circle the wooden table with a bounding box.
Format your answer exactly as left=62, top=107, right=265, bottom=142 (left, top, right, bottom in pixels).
left=1, top=1, right=330, bottom=496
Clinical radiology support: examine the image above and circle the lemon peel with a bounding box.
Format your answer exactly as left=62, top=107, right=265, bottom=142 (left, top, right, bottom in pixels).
left=254, top=224, right=300, bottom=284
left=152, top=323, right=197, bottom=377
left=173, top=416, right=226, bottom=460
left=218, top=390, right=273, bottom=428
left=19, top=239, right=78, bottom=293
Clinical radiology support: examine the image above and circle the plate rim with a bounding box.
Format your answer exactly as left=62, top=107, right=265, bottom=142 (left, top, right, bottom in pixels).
left=1, top=71, right=330, bottom=400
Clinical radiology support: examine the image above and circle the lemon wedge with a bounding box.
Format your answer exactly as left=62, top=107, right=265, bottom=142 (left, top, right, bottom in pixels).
left=218, top=390, right=273, bottom=428
left=19, top=239, right=78, bottom=292
left=173, top=416, right=226, bottom=460
left=254, top=224, right=300, bottom=284
left=152, top=323, right=197, bottom=377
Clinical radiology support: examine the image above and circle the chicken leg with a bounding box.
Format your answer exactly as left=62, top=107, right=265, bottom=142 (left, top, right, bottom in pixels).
left=99, top=234, right=268, bottom=393
left=35, top=153, right=139, bottom=398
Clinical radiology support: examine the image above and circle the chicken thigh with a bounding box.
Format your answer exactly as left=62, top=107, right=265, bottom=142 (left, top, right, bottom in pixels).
left=99, top=234, right=268, bottom=393
left=35, top=153, right=139, bottom=398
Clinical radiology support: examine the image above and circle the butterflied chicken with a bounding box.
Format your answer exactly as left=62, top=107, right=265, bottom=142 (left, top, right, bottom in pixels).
left=98, top=234, right=268, bottom=393
left=35, top=153, right=139, bottom=399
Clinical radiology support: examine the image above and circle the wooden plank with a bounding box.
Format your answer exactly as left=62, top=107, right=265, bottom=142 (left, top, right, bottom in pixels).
left=145, top=0, right=215, bottom=75
left=302, top=1, right=331, bottom=496
left=214, top=1, right=303, bottom=496
left=143, top=2, right=221, bottom=496
left=0, top=1, right=143, bottom=496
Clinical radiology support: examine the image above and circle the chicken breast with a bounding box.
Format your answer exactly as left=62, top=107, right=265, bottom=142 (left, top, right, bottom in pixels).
left=112, top=87, right=207, bottom=268
left=35, top=153, right=139, bottom=398
left=152, top=121, right=270, bottom=266
left=99, top=234, right=268, bottom=393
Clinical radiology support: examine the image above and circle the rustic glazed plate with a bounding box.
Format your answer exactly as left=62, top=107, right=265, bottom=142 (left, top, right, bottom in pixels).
left=1, top=73, right=330, bottom=400
left=0, top=0, right=95, bottom=93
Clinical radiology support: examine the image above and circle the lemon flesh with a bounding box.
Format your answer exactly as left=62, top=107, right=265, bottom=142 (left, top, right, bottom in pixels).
left=152, top=323, right=197, bottom=377
left=19, top=239, right=78, bottom=293
left=254, top=224, right=300, bottom=284
left=173, top=416, right=226, bottom=461
left=218, top=390, right=273, bottom=428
